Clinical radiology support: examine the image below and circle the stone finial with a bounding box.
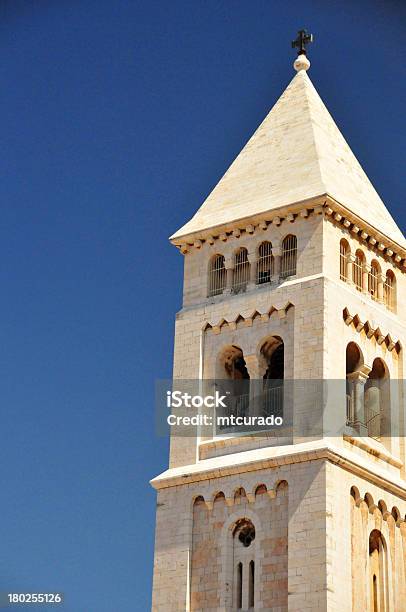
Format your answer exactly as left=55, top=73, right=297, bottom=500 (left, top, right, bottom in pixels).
left=294, top=54, right=311, bottom=72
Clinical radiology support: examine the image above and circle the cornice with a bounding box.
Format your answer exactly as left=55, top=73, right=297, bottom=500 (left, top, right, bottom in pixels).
left=150, top=441, right=406, bottom=502
left=170, top=194, right=406, bottom=273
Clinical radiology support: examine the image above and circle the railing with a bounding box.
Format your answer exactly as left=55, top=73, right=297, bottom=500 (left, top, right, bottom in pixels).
left=262, top=385, right=284, bottom=417
left=346, top=390, right=382, bottom=439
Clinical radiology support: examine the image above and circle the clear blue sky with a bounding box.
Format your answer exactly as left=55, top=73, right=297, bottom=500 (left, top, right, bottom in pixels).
left=0, top=1, right=404, bottom=610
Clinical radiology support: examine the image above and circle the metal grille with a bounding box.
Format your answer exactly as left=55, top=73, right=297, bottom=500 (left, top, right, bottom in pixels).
left=384, top=272, right=395, bottom=311
left=232, top=248, right=250, bottom=294
left=368, top=263, right=379, bottom=301
left=352, top=252, right=364, bottom=291
left=280, top=235, right=297, bottom=278
left=256, top=241, right=274, bottom=284
left=208, top=254, right=226, bottom=296
left=340, top=240, right=349, bottom=281
left=262, top=385, right=283, bottom=417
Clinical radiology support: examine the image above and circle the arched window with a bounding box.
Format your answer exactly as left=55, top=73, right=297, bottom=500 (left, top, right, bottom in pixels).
left=281, top=235, right=297, bottom=278
left=384, top=270, right=396, bottom=312
left=369, top=530, right=389, bottom=612
left=216, top=346, right=250, bottom=430
left=368, top=260, right=381, bottom=301
left=365, top=358, right=390, bottom=439
left=353, top=249, right=365, bottom=291
left=232, top=248, right=250, bottom=294
left=208, top=254, right=226, bottom=297
left=259, top=337, right=284, bottom=417
left=340, top=239, right=350, bottom=281
left=257, top=241, right=274, bottom=284
left=232, top=519, right=256, bottom=610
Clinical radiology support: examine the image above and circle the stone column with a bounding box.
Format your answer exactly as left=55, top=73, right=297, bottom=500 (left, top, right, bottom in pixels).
left=244, top=354, right=265, bottom=417
left=346, top=367, right=371, bottom=436
left=247, top=250, right=257, bottom=289
left=362, top=263, right=370, bottom=294
left=272, top=247, right=281, bottom=283
left=225, top=256, right=233, bottom=294
left=347, top=253, right=355, bottom=285
left=377, top=273, right=385, bottom=303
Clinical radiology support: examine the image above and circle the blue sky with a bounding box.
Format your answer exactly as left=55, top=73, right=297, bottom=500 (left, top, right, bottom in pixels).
left=0, top=1, right=404, bottom=610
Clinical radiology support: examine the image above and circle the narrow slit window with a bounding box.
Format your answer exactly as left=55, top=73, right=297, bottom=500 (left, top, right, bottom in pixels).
left=232, top=248, right=250, bottom=294
left=248, top=560, right=255, bottom=608
left=237, top=562, right=243, bottom=609
left=257, top=241, right=274, bottom=284
left=280, top=235, right=297, bottom=278
left=208, top=255, right=226, bottom=297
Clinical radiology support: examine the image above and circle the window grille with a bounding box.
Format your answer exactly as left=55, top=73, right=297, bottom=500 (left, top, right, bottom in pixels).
left=353, top=252, right=364, bottom=291
left=232, top=248, right=250, bottom=294
left=280, top=235, right=297, bottom=278
left=208, top=255, right=226, bottom=296
left=368, top=263, right=379, bottom=301
left=340, top=240, right=349, bottom=281
left=384, top=272, right=395, bottom=311
left=256, top=241, right=274, bottom=284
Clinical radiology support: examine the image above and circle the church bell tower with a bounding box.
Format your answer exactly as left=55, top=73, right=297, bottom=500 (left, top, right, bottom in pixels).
left=151, top=34, right=406, bottom=611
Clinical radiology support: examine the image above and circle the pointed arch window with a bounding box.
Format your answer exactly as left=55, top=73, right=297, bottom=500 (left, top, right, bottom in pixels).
left=208, top=254, right=226, bottom=297
left=232, top=248, right=250, bottom=294
left=257, top=241, right=274, bottom=284
left=280, top=235, right=297, bottom=278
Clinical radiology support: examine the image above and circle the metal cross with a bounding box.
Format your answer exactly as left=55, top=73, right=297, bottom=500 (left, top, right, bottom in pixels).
left=291, top=29, right=314, bottom=56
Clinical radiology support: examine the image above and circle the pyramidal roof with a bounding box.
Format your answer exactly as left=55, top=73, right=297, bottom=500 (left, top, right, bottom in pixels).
left=171, top=60, right=405, bottom=249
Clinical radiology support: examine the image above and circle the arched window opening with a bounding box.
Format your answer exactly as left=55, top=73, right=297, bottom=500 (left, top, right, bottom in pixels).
left=248, top=560, right=255, bottom=608
left=384, top=270, right=396, bottom=312
left=216, top=346, right=250, bottom=429
left=236, top=562, right=243, bottom=609
left=369, top=530, right=389, bottom=612
left=345, top=342, right=364, bottom=426
left=257, top=241, right=274, bottom=284
left=365, top=358, right=390, bottom=440
left=280, top=235, right=297, bottom=278
left=232, top=248, right=250, bottom=294
left=369, top=261, right=381, bottom=301
left=208, top=254, right=226, bottom=297
left=353, top=250, right=365, bottom=291
left=340, top=239, right=350, bottom=281
left=260, top=337, right=284, bottom=417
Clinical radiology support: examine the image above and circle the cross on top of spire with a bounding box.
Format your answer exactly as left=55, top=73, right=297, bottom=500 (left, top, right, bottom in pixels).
left=291, top=29, right=314, bottom=56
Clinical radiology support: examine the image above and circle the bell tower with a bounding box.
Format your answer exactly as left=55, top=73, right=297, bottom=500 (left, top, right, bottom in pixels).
left=151, top=36, right=406, bottom=611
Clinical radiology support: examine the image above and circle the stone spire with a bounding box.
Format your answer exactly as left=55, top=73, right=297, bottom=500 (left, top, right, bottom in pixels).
left=171, top=45, right=405, bottom=250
